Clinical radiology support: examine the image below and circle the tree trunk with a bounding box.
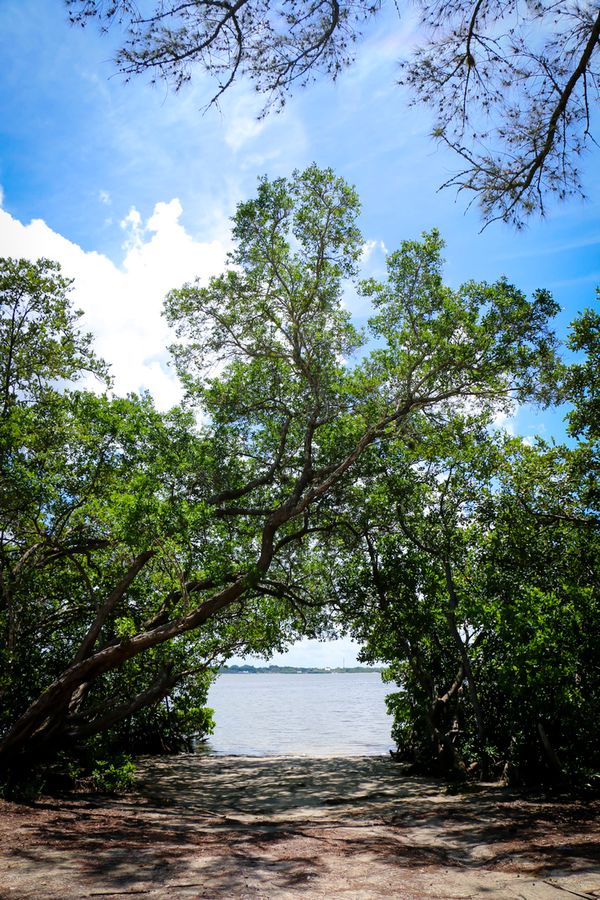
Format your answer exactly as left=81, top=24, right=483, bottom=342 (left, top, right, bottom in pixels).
left=443, top=561, right=487, bottom=764
left=537, top=721, right=566, bottom=783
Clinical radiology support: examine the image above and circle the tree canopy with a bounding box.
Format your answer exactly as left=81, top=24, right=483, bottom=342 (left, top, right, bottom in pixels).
left=67, top=0, right=600, bottom=225
left=1, top=167, right=575, bottom=793
left=324, top=409, right=599, bottom=782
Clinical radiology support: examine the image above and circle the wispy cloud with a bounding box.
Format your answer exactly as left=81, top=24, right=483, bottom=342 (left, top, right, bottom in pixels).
left=224, top=96, right=268, bottom=152
left=546, top=272, right=600, bottom=290
left=496, top=234, right=600, bottom=261
left=221, top=88, right=309, bottom=171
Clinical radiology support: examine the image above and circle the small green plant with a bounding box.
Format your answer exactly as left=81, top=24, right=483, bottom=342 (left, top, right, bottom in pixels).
left=91, top=755, right=137, bottom=793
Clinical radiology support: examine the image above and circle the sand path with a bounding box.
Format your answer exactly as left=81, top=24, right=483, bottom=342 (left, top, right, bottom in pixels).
left=1, top=755, right=599, bottom=898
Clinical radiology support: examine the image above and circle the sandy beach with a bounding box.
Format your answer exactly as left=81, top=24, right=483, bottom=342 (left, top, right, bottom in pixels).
left=1, top=754, right=599, bottom=899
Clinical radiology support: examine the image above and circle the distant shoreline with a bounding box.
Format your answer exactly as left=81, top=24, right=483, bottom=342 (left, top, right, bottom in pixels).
left=219, top=665, right=384, bottom=674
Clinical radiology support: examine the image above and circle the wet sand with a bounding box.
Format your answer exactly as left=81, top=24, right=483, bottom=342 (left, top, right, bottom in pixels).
left=1, top=754, right=599, bottom=898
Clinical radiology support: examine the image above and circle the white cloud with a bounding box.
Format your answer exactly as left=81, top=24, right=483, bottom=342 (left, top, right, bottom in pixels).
left=120, top=206, right=143, bottom=252
left=0, top=201, right=228, bottom=409
left=492, top=407, right=515, bottom=434
left=121, top=207, right=142, bottom=229
left=361, top=238, right=388, bottom=262
left=99, top=190, right=111, bottom=205
left=224, top=102, right=267, bottom=152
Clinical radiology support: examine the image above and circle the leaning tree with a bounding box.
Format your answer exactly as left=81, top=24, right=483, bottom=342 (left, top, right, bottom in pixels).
left=0, top=168, right=559, bottom=777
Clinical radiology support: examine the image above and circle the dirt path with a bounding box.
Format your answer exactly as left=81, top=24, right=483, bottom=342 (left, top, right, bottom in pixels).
left=1, top=755, right=599, bottom=899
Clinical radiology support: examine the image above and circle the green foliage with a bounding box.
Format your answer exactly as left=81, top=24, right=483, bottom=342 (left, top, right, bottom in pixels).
left=0, top=256, right=109, bottom=411
left=565, top=299, right=600, bottom=441
left=89, top=755, right=137, bottom=793
left=1, top=170, right=590, bottom=794
left=103, top=667, right=216, bottom=754
left=0, top=257, right=222, bottom=782
left=362, top=229, right=559, bottom=412
left=165, top=164, right=364, bottom=414
left=330, top=313, right=599, bottom=784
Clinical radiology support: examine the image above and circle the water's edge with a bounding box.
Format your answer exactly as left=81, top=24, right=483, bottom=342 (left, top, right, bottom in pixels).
left=205, top=672, right=394, bottom=757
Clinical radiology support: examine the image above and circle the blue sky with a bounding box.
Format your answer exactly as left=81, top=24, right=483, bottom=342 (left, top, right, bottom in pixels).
left=1, top=0, right=598, bottom=666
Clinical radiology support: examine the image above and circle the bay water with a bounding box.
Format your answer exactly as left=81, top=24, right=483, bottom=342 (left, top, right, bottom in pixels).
left=205, top=672, right=394, bottom=756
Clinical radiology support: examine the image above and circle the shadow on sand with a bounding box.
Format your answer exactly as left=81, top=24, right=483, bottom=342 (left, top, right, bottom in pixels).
left=2, top=755, right=600, bottom=899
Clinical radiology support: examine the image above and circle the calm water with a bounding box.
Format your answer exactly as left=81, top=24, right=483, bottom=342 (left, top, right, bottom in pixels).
left=205, top=673, right=394, bottom=756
